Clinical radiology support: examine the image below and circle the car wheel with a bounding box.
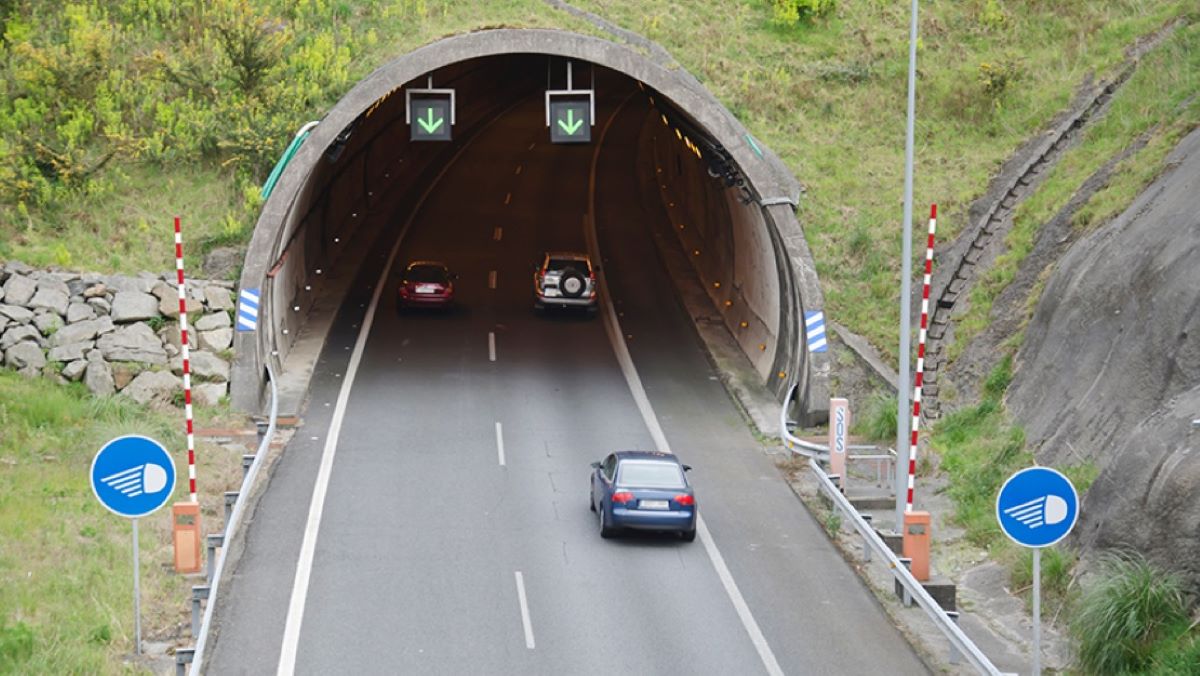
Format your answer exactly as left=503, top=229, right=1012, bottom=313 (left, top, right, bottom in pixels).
left=560, top=269, right=585, bottom=298
left=589, top=484, right=596, bottom=512
left=598, top=501, right=615, bottom=539
left=680, top=527, right=697, bottom=542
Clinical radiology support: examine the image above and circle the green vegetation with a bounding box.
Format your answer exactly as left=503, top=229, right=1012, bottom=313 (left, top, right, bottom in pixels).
left=576, top=0, right=1192, bottom=361
left=946, top=21, right=1200, bottom=363
left=1, top=1, right=1193, bottom=358
left=1072, top=553, right=1198, bottom=674
left=930, top=356, right=1028, bottom=546
left=854, top=389, right=897, bottom=443
left=0, top=371, right=240, bottom=672
left=0, top=0, right=597, bottom=274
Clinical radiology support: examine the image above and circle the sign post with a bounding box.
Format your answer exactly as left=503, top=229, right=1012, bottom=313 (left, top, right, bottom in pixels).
left=405, top=76, right=455, bottom=142
left=90, top=435, right=176, bottom=655
left=546, top=60, right=594, bottom=144
left=996, top=466, right=1079, bottom=675
left=828, top=398, right=849, bottom=491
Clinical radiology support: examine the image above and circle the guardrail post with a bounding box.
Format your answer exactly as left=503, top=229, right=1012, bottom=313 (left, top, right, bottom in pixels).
left=946, top=610, right=962, bottom=664
left=175, top=647, right=194, bottom=676
left=255, top=417, right=269, bottom=443
left=242, top=454, right=255, bottom=480
left=861, top=514, right=873, bottom=562
left=206, top=534, right=224, bottom=584
left=223, top=491, right=239, bottom=524
left=899, top=558, right=914, bottom=607
left=191, top=585, right=210, bottom=637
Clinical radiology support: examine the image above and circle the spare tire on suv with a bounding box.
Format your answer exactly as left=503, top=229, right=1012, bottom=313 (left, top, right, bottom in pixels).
left=560, top=268, right=586, bottom=298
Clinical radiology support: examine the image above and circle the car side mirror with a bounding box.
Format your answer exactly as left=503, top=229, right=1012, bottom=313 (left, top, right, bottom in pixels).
left=682, top=465, right=692, bottom=472
left=590, top=461, right=602, bottom=469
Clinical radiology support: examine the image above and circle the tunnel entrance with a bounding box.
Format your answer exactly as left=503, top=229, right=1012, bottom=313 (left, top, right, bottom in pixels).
left=230, top=29, right=829, bottom=424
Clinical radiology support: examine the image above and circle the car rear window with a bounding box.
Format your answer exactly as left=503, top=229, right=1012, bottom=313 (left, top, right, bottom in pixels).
left=547, top=258, right=588, bottom=272
left=616, top=461, right=685, bottom=489
left=407, top=265, right=446, bottom=283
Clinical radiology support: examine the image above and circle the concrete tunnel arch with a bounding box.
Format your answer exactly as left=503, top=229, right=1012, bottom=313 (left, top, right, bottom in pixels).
left=230, top=28, right=831, bottom=425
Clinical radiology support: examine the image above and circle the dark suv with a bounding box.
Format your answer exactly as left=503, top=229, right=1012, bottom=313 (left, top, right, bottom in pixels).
left=533, top=251, right=597, bottom=314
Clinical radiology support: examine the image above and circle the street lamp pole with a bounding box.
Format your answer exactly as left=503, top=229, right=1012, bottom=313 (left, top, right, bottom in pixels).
left=895, top=0, right=921, bottom=530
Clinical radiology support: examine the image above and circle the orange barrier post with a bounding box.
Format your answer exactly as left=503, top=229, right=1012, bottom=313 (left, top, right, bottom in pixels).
left=173, top=502, right=202, bottom=574
left=903, top=511, right=931, bottom=582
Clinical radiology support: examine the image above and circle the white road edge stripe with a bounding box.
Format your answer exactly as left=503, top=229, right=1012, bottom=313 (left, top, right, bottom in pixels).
left=514, top=571, right=535, bottom=649
left=275, top=108, right=509, bottom=675
left=496, top=421, right=506, bottom=466
left=584, top=94, right=785, bottom=676
left=489, top=331, right=497, bottom=362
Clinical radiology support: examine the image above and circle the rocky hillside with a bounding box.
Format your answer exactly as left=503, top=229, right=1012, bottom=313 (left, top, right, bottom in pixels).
left=1009, top=127, right=1200, bottom=588
left=0, top=262, right=235, bottom=407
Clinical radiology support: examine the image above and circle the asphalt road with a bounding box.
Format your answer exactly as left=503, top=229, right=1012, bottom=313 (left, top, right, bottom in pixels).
left=208, top=76, right=927, bottom=675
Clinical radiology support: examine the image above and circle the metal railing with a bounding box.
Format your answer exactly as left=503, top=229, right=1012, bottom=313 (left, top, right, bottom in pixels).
left=781, top=386, right=1004, bottom=675
left=779, top=384, right=897, bottom=479
left=179, top=360, right=278, bottom=676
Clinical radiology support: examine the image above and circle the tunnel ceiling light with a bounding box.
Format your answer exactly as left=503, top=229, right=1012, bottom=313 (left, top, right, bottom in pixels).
left=739, top=321, right=749, bottom=328
left=675, top=128, right=682, bottom=141
left=713, top=281, right=721, bottom=288
left=778, top=371, right=786, bottom=379
left=759, top=343, right=767, bottom=351
left=305, top=285, right=312, bottom=291
left=661, top=114, right=668, bottom=126
left=692, top=249, right=700, bottom=256
left=724, top=300, right=733, bottom=307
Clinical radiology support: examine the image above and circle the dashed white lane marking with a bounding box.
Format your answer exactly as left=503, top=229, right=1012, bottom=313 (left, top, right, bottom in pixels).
left=495, top=422, right=506, bottom=466
left=275, top=97, right=516, bottom=676
left=493, top=227, right=503, bottom=241
left=527, top=142, right=536, bottom=151
left=515, top=164, right=523, bottom=175
left=583, top=94, right=785, bottom=676
left=488, top=270, right=497, bottom=289
left=514, top=571, right=535, bottom=649
left=488, top=331, right=496, bottom=361
left=504, top=192, right=512, bottom=205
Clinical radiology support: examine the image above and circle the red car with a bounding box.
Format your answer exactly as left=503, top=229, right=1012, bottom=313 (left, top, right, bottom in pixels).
left=397, top=261, right=456, bottom=309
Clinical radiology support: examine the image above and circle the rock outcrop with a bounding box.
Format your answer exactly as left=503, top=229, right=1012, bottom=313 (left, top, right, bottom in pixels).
left=0, top=262, right=238, bottom=407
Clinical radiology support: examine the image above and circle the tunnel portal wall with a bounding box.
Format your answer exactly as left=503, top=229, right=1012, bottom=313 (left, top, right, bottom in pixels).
left=232, top=29, right=830, bottom=426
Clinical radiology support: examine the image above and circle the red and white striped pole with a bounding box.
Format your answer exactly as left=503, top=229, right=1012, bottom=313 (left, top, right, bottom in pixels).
left=905, top=204, right=937, bottom=513
left=174, top=216, right=197, bottom=503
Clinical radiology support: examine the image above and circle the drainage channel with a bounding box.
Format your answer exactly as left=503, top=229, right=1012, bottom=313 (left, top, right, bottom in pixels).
left=921, top=20, right=1181, bottom=419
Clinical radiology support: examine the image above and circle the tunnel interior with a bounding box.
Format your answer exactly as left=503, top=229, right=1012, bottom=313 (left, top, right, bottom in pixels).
left=240, top=45, right=813, bottom=417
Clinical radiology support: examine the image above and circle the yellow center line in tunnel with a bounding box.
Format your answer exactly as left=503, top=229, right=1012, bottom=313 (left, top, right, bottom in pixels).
left=493, top=227, right=503, bottom=241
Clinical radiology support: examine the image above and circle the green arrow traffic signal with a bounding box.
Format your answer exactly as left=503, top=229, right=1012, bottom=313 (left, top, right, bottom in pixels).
left=417, top=107, right=445, bottom=134
left=557, top=108, right=584, bottom=135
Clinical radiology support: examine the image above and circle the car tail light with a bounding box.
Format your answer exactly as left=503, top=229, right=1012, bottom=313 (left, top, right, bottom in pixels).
left=612, top=491, right=635, bottom=504
left=674, top=494, right=695, bottom=506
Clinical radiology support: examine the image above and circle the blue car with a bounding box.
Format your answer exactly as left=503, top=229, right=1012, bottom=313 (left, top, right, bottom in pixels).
left=590, top=451, right=696, bottom=542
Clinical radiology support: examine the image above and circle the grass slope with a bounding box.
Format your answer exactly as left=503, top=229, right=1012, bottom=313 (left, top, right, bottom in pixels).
left=0, top=372, right=242, bottom=672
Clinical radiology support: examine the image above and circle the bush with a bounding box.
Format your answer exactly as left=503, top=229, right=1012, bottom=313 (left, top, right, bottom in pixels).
left=1071, top=552, right=1190, bottom=674
left=0, top=621, right=34, bottom=670
left=856, top=390, right=898, bottom=442
left=771, top=0, right=836, bottom=27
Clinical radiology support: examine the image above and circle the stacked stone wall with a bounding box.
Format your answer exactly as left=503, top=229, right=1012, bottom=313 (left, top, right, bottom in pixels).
left=0, top=261, right=237, bottom=407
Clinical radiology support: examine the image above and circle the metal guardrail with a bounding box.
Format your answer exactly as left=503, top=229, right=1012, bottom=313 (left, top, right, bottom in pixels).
left=182, top=360, right=278, bottom=676
left=779, top=384, right=896, bottom=475
left=809, top=458, right=1003, bottom=675
left=783, top=384, right=1005, bottom=675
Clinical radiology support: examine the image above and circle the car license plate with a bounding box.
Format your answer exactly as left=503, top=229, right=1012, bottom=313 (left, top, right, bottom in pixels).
left=416, top=285, right=437, bottom=294
left=640, top=500, right=669, bottom=510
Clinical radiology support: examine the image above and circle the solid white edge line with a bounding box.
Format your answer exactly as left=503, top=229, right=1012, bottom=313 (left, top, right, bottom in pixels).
left=489, top=331, right=497, bottom=362
left=514, top=571, right=535, bottom=649
left=275, top=108, right=511, bottom=675
left=584, top=94, right=785, bottom=676
left=496, top=421, right=506, bottom=466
